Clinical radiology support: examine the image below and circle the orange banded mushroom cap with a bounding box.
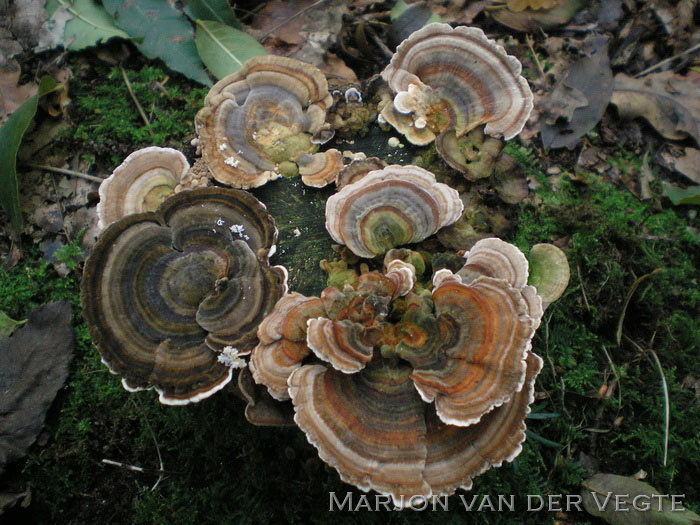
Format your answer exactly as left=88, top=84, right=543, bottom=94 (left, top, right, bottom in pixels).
left=250, top=293, right=326, bottom=400
left=381, top=23, right=533, bottom=143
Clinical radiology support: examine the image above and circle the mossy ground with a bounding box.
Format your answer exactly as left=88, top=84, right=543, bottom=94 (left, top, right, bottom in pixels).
left=2, top=58, right=699, bottom=524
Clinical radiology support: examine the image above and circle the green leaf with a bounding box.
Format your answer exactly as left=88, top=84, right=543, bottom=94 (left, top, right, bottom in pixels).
left=581, top=473, right=700, bottom=524
left=663, top=182, right=700, bottom=206
left=390, top=0, right=442, bottom=24
left=102, top=0, right=211, bottom=86
left=194, top=20, right=266, bottom=79
left=526, top=430, right=562, bottom=448
left=390, top=0, right=410, bottom=20
left=0, top=77, right=59, bottom=233
left=0, top=311, right=26, bottom=338
left=184, top=0, right=240, bottom=28
left=47, top=0, right=129, bottom=51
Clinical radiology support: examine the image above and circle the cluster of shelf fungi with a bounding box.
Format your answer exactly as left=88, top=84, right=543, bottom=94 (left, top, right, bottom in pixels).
left=81, top=24, right=570, bottom=505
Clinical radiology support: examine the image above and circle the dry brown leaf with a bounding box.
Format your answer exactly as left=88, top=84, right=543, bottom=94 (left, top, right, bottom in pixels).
left=507, top=0, right=557, bottom=13
left=250, top=0, right=356, bottom=82
left=611, top=71, right=700, bottom=145
left=8, top=0, right=47, bottom=48
left=0, top=67, right=38, bottom=124
left=659, top=147, right=700, bottom=184
left=0, top=27, right=23, bottom=65
left=489, top=0, right=582, bottom=31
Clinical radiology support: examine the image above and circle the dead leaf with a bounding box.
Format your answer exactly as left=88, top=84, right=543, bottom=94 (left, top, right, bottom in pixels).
left=659, top=148, right=700, bottom=184
left=489, top=0, right=583, bottom=32
left=680, top=375, right=700, bottom=396
left=0, top=486, right=31, bottom=516
left=0, top=301, right=73, bottom=476
left=611, top=71, right=700, bottom=145
left=541, top=36, right=613, bottom=150
left=0, top=67, right=38, bottom=125
left=250, top=0, right=356, bottom=82
left=581, top=473, right=700, bottom=524
left=8, top=0, right=47, bottom=48
left=0, top=27, right=23, bottom=66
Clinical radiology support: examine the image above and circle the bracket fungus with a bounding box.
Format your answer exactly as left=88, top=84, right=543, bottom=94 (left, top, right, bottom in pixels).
left=82, top=188, right=288, bottom=405
left=325, top=165, right=463, bottom=258
left=380, top=23, right=533, bottom=146
left=97, top=147, right=196, bottom=230
left=250, top=238, right=566, bottom=504
left=194, top=55, right=341, bottom=189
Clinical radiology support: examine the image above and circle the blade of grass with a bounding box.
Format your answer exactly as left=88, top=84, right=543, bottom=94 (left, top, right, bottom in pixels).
left=616, top=268, right=664, bottom=346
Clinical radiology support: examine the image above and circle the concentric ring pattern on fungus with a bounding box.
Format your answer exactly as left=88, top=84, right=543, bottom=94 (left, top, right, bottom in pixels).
left=82, top=188, right=288, bottom=405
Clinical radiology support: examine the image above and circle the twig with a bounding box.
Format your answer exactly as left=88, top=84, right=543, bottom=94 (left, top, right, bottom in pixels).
left=635, top=42, right=700, bottom=78
left=526, top=34, right=547, bottom=82
left=366, top=25, right=393, bottom=60
left=120, top=65, right=152, bottom=134
left=26, top=163, right=105, bottom=183
left=576, top=264, right=591, bottom=313
left=101, top=459, right=161, bottom=474
left=258, top=0, right=329, bottom=42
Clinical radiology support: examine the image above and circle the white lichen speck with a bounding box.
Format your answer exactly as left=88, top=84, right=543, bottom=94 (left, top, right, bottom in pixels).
left=224, top=156, right=240, bottom=168
left=230, top=224, right=246, bottom=237
left=218, top=347, right=246, bottom=369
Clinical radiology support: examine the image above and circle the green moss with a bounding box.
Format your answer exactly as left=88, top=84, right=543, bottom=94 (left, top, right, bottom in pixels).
left=62, top=62, right=208, bottom=168
left=510, top=142, right=700, bottom=513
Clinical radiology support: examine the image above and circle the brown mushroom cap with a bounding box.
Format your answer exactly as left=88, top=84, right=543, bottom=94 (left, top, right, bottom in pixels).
left=410, top=275, right=536, bottom=426
left=195, top=56, right=339, bottom=189
left=97, top=147, right=190, bottom=230
left=325, top=165, right=463, bottom=258
left=380, top=23, right=533, bottom=143
left=289, top=353, right=543, bottom=505
left=457, top=237, right=544, bottom=325
left=82, top=188, right=287, bottom=405
left=289, top=361, right=431, bottom=505
left=250, top=292, right=325, bottom=400
left=252, top=238, right=546, bottom=501
left=423, top=352, right=542, bottom=493
left=335, top=157, right=387, bottom=189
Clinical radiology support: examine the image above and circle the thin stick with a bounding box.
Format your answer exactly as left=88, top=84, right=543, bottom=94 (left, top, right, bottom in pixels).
left=576, top=264, right=591, bottom=313
left=102, top=459, right=155, bottom=474
left=120, top=65, right=152, bottom=134
left=26, top=163, right=105, bottom=183
left=635, top=42, right=700, bottom=78
left=367, top=25, right=394, bottom=60
left=526, top=34, right=547, bottom=82
left=258, top=0, right=328, bottom=41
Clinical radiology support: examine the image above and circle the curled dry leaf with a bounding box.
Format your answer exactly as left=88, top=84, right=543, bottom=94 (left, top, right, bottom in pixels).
left=581, top=473, right=700, bottom=525
left=540, top=37, right=613, bottom=150
left=611, top=71, right=700, bottom=146
left=0, top=301, right=73, bottom=476
left=489, top=0, right=583, bottom=32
